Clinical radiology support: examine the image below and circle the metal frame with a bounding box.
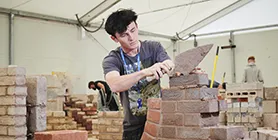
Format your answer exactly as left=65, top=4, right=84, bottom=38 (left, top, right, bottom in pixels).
left=80, top=0, right=121, bottom=25
left=0, top=7, right=172, bottom=40
left=9, top=13, right=14, bottom=65
left=175, top=0, right=253, bottom=39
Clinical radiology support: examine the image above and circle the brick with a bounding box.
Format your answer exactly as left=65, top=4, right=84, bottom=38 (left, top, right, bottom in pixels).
left=105, top=111, right=121, bottom=118
left=8, top=125, right=27, bottom=136
left=147, top=98, right=161, bottom=110
left=99, top=118, right=112, bottom=125
left=112, top=119, right=123, bottom=126
left=219, top=111, right=226, bottom=123
left=0, top=136, right=26, bottom=140
left=227, top=113, right=234, bottom=123
left=185, top=87, right=218, bottom=100
left=7, top=106, right=26, bottom=115
left=106, top=127, right=121, bottom=133
left=0, top=67, right=8, bottom=76
left=52, top=111, right=65, bottom=117
left=0, top=106, right=6, bottom=115
left=161, top=101, right=176, bottom=113
left=0, top=76, right=26, bottom=86
left=263, top=100, right=278, bottom=113
left=0, top=86, right=7, bottom=95
left=219, top=100, right=228, bottom=111
left=34, top=130, right=87, bottom=140
left=141, top=132, right=155, bottom=140
left=7, top=67, right=26, bottom=76
left=250, top=131, right=258, bottom=140
left=158, top=126, right=176, bottom=138
left=147, top=110, right=161, bottom=124
left=0, top=116, right=26, bottom=126
left=177, top=100, right=218, bottom=113
left=263, top=114, right=278, bottom=129
left=227, top=83, right=263, bottom=91
left=26, top=76, right=47, bottom=106
left=169, top=73, right=208, bottom=87
left=0, top=125, right=8, bottom=135
left=48, top=118, right=65, bottom=124
left=265, top=87, right=278, bottom=100
left=176, top=127, right=210, bottom=139
left=210, top=126, right=245, bottom=140
left=161, top=87, right=185, bottom=100
left=144, top=121, right=159, bottom=137
left=161, top=113, right=183, bottom=126
left=269, top=133, right=278, bottom=140
left=0, top=96, right=26, bottom=105
left=7, top=86, right=27, bottom=96
left=28, top=106, right=47, bottom=132
left=258, top=130, right=278, bottom=140
left=53, top=124, right=66, bottom=130
left=184, top=113, right=219, bottom=127
left=47, top=88, right=63, bottom=99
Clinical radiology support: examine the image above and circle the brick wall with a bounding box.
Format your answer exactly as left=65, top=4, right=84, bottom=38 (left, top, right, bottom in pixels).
left=98, top=111, right=124, bottom=140
left=0, top=66, right=27, bottom=140
left=142, top=73, right=245, bottom=140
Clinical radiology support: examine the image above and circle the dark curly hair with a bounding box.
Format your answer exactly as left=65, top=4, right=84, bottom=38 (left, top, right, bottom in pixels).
left=105, top=9, right=138, bottom=37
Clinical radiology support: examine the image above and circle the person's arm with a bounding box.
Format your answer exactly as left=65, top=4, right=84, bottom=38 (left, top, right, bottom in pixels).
left=105, top=62, right=171, bottom=92
left=242, top=69, right=247, bottom=83
left=258, top=69, right=264, bottom=83
left=97, top=83, right=106, bottom=93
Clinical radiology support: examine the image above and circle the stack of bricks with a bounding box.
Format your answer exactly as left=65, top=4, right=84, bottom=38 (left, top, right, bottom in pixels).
left=0, top=66, right=27, bottom=140
left=142, top=73, right=245, bottom=140
left=225, top=83, right=264, bottom=130
left=263, top=87, right=278, bottom=130
left=43, top=75, right=64, bottom=111
left=64, top=95, right=99, bottom=139
left=249, top=129, right=278, bottom=140
left=46, top=111, right=77, bottom=131
left=98, top=111, right=124, bottom=140
left=26, top=76, right=47, bottom=138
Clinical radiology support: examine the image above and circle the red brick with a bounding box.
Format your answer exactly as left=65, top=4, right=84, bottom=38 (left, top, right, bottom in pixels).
left=147, top=109, right=161, bottom=124
left=144, top=121, right=159, bottom=137
left=147, top=98, right=161, bottom=110
left=161, top=113, right=183, bottom=126
left=34, top=130, right=87, bottom=140
left=141, top=132, right=155, bottom=140
left=177, top=100, right=218, bottom=113
left=161, top=101, right=176, bottom=113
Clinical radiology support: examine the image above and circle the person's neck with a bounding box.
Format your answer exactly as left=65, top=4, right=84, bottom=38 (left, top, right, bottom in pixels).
left=122, top=41, right=141, bottom=57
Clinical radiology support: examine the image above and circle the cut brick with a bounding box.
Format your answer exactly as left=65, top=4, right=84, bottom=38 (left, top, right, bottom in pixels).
left=0, top=106, right=6, bottom=115
left=161, top=113, right=183, bottom=126
left=0, top=125, right=8, bottom=135
left=0, top=116, right=26, bottom=126
left=184, top=113, right=219, bottom=127
left=147, top=98, right=161, bottom=110
left=0, top=136, right=27, bottom=140
left=169, top=73, right=208, bottom=87
left=7, top=86, right=27, bottom=96
left=176, top=127, right=210, bottom=139
left=210, top=126, right=245, bottom=140
left=263, top=114, right=278, bottom=129
left=144, top=121, right=159, bottom=137
left=0, top=76, right=26, bottom=86
left=0, top=86, right=7, bottom=95
left=264, top=87, right=278, bottom=100
left=161, top=88, right=184, bottom=101
left=7, top=106, right=26, bottom=116
left=0, top=96, right=26, bottom=105
left=26, top=76, right=47, bottom=106
left=263, top=100, right=278, bottom=113
left=0, top=67, right=8, bottom=76
left=8, top=125, right=27, bottom=136
left=28, top=106, right=47, bottom=132
left=177, top=100, right=218, bottom=113
left=34, top=130, right=88, bottom=140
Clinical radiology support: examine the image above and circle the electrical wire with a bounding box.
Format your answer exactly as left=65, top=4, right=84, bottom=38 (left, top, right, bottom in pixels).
left=85, top=32, right=109, bottom=52
left=75, top=14, right=104, bottom=33
left=179, top=0, right=194, bottom=31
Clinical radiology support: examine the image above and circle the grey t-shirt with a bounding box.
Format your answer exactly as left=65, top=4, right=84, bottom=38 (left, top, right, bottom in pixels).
left=102, top=40, right=170, bottom=132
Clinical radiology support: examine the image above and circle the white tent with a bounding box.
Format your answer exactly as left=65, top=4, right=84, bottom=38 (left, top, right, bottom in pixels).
left=0, top=0, right=277, bottom=93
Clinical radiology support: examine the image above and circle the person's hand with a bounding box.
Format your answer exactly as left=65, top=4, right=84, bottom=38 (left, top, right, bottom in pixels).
left=162, top=59, right=175, bottom=75
left=143, top=62, right=169, bottom=80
